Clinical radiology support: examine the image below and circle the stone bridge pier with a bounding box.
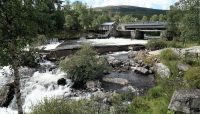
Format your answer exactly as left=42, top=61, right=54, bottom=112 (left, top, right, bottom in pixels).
left=131, top=30, right=144, bottom=39
left=130, top=30, right=166, bottom=39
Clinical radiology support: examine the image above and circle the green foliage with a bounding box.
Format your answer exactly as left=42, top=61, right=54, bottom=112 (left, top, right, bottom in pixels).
left=20, top=51, right=39, bottom=68
left=141, top=16, right=148, bottom=22
left=32, top=35, right=47, bottom=46
left=146, top=39, right=168, bottom=50
left=183, top=52, right=200, bottom=66
left=160, top=49, right=178, bottom=61
left=185, top=67, right=200, bottom=89
left=167, top=0, right=200, bottom=42
left=92, top=13, right=110, bottom=29
left=147, top=86, right=164, bottom=99
left=146, top=39, right=185, bottom=51
left=150, top=14, right=158, bottom=22
left=167, top=41, right=184, bottom=48
left=59, top=44, right=109, bottom=86
left=159, top=14, right=166, bottom=22
left=29, top=99, right=101, bottom=114
left=120, top=15, right=138, bottom=23
left=128, top=97, right=151, bottom=114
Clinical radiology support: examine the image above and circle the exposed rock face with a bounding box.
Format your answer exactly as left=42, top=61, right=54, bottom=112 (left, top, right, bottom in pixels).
left=102, top=77, right=129, bottom=85
left=154, top=63, right=171, bottom=78
left=168, top=89, right=200, bottom=114
left=57, top=78, right=67, bottom=86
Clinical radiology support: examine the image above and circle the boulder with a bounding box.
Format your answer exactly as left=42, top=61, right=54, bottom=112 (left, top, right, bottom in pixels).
left=86, top=80, right=101, bottom=91
left=128, top=51, right=138, bottom=58
left=102, top=77, right=129, bottom=85
left=107, top=56, right=122, bottom=67
left=57, top=78, right=67, bottom=86
left=154, top=63, right=171, bottom=78
left=121, top=85, right=137, bottom=93
left=92, top=90, right=107, bottom=99
left=178, top=63, right=190, bottom=72
left=168, top=89, right=200, bottom=114
left=132, top=67, right=149, bottom=75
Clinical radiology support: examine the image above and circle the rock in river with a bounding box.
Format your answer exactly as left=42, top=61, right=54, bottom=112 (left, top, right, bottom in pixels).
left=102, top=77, right=129, bottom=86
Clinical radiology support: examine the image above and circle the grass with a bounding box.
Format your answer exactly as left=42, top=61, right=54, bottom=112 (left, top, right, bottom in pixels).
left=146, top=39, right=198, bottom=51
left=184, top=67, right=200, bottom=89
left=159, top=49, right=179, bottom=61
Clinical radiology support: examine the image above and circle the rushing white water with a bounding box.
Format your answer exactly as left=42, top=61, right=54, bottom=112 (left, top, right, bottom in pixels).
left=0, top=61, right=91, bottom=114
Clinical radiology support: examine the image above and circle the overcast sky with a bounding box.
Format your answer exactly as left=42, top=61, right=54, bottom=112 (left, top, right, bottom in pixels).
left=68, top=0, right=178, bottom=10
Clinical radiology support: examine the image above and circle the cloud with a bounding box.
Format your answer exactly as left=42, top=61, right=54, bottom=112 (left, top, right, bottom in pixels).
left=69, top=0, right=177, bottom=10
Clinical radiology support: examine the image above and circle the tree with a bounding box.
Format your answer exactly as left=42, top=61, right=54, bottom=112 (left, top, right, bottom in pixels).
left=91, top=13, right=110, bottom=29
left=120, top=15, right=137, bottom=23
left=150, top=14, right=158, bottom=22
left=167, top=5, right=183, bottom=38
left=159, top=14, right=165, bottom=22
left=167, top=0, right=200, bottom=42
left=111, top=13, right=122, bottom=22
left=141, top=16, right=148, bottom=22
left=0, top=0, right=59, bottom=114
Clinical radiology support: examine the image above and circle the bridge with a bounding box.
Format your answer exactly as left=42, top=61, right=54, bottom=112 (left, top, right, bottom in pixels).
left=98, top=22, right=168, bottom=39
left=121, top=22, right=166, bottom=30
left=117, top=22, right=167, bottom=39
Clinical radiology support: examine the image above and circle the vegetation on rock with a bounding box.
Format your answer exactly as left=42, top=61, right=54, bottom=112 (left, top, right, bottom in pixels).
left=60, top=44, right=109, bottom=86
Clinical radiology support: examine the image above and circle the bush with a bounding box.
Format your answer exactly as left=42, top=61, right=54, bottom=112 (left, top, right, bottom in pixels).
left=184, top=67, right=200, bottom=89
left=128, top=97, right=151, bottom=114
left=29, top=99, right=103, bottom=114
left=20, top=51, right=39, bottom=68
left=183, top=52, right=200, bottom=66
left=59, top=44, right=109, bottom=86
left=160, top=49, right=178, bottom=61
left=147, top=86, right=164, bottom=99
left=146, top=39, right=168, bottom=50
left=32, top=35, right=47, bottom=46
left=167, top=41, right=184, bottom=48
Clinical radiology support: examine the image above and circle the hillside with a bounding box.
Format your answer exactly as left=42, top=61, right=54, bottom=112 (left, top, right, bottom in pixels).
left=95, top=5, right=167, bottom=18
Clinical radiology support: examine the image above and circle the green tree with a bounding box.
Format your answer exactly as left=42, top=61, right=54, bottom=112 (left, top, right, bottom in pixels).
left=159, top=14, right=165, bottom=22
left=167, top=0, right=200, bottom=43
left=120, top=15, right=137, bottom=23
left=111, top=13, right=122, bottom=22
left=91, top=13, right=110, bottom=29
left=0, top=0, right=59, bottom=113
left=141, top=16, right=148, bottom=22
left=150, top=14, right=158, bottom=22
left=167, top=5, right=183, bottom=38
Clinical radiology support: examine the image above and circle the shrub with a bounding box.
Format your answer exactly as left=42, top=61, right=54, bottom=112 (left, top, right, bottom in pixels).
left=128, top=97, right=151, bottom=114
left=20, top=51, right=39, bottom=68
left=59, top=44, right=109, bottom=86
left=32, top=35, right=47, bottom=46
left=184, top=67, right=200, bottom=89
left=147, top=86, right=164, bottom=99
left=160, top=49, right=178, bottom=61
left=29, top=99, right=102, bottom=114
left=167, top=41, right=184, bottom=48
left=146, top=39, right=168, bottom=50
left=183, top=52, right=200, bottom=66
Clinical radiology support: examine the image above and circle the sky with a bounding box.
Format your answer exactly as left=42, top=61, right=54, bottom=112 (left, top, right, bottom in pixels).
left=68, top=0, right=178, bottom=10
